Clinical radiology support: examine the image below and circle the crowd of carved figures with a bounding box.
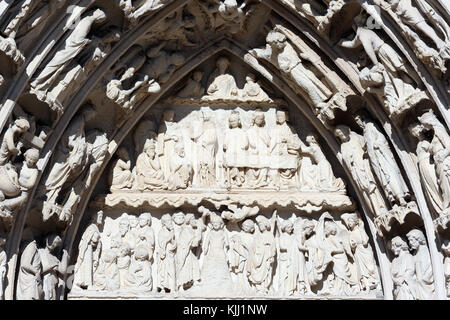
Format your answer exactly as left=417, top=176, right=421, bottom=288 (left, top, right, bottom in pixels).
left=0, top=0, right=448, bottom=300
left=109, top=107, right=346, bottom=193
left=65, top=209, right=382, bottom=297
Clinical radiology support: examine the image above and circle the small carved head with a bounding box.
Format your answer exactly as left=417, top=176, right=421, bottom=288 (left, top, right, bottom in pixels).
left=276, top=109, right=289, bottom=124
left=134, top=245, right=149, bottom=261
left=119, top=216, right=130, bottom=236
left=173, top=212, right=185, bottom=226
left=324, top=220, right=338, bottom=237
left=161, top=214, right=174, bottom=230
left=94, top=210, right=104, bottom=226
left=252, top=109, right=265, bottom=127
left=170, top=53, right=185, bottom=68
left=256, top=215, right=270, bottom=232
left=341, top=213, right=359, bottom=230
left=46, top=233, right=62, bottom=252
left=406, top=229, right=426, bottom=250
left=144, top=140, right=156, bottom=158
left=185, top=214, right=195, bottom=226
left=119, top=242, right=131, bottom=257
left=210, top=213, right=224, bottom=231
left=241, top=219, right=255, bottom=233
left=24, top=148, right=39, bottom=167
left=306, top=133, right=318, bottom=145
left=334, top=125, right=351, bottom=143
left=139, top=213, right=152, bottom=227
left=193, top=71, right=204, bottom=82
left=302, top=220, right=315, bottom=236
left=93, top=9, right=107, bottom=23
left=266, top=31, right=287, bottom=50
left=390, top=236, right=409, bottom=256
left=281, top=220, right=294, bottom=234
left=229, top=111, right=242, bottom=129
left=14, top=118, right=30, bottom=133
left=129, top=215, right=138, bottom=229
left=408, top=122, right=425, bottom=139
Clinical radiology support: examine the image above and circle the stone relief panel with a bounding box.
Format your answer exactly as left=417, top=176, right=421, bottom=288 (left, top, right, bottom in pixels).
left=69, top=208, right=382, bottom=298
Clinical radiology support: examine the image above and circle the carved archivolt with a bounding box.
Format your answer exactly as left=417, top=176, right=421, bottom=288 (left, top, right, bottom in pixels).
left=0, top=0, right=448, bottom=300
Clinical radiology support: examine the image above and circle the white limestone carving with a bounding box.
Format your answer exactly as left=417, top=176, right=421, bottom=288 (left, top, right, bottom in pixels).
left=418, top=109, right=450, bottom=228
left=157, top=214, right=176, bottom=293
left=339, top=15, right=428, bottom=118
left=390, top=236, right=416, bottom=300
left=17, top=238, right=43, bottom=300
left=38, top=234, right=68, bottom=300
left=341, top=212, right=380, bottom=292
left=406, top=229, right=435, bottom=299
left=30, top=9, right=107, bottom=113
left=378, top=0, right=449, bottom=71
left=277, top=218, right=298, bottom=296
left=334, top=126, right=388, bottom=220
left=119, top=0, right=168, bottom=25
left=110, top=147, right=134, bottom=192
left=354, top=112, right=420, bottom=222
left=136, top=140, right=167, bottom=191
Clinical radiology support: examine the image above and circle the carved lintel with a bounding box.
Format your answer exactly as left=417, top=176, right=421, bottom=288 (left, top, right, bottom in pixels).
left=98, top=191, right=354, bottom=212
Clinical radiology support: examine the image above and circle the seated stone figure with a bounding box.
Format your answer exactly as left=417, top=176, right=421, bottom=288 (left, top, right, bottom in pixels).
left=125, top=245, right=153, bottom=292
left=168, top=143, right=193, bottom=191
left=136, top=140, right=167, bottom=191
left=94, top=250, right=120, bottom=291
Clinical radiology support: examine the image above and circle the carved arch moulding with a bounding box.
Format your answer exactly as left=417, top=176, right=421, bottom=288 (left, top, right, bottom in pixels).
left=0, top=0, right=447, bottom=300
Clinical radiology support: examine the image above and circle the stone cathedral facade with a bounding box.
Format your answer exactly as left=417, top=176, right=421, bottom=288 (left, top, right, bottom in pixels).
left=0, top=0, right=448, bottom=300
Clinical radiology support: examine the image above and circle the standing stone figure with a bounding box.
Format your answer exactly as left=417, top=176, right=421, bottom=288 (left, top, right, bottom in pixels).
left=248, top=215, right=276, bottom=295
left=250, top=31, right=332, bottom=109
left=38, top=234, right=68, bottom=300
left=418, top=110, right=450, bottom=214
left=339, top=15, right=425, bottom=116
left=390, top=236, right=416, bottom=300
left=157, top=110, right=180, bottom=180
left=354, top=112, right=410, bottom=207
left=73, top=229, right=101, bottom=290
left=30, top=9, right=107, bottom=101
left=409, top=123, right=444, bottom=215
left=277, top=219, right=299, bottom=296
left=223, top=111, right=249, bottom=189
left=137, top=213, right=155, bottom=261
left=334, top=125, right=388, bottom=217
left=406, top=229, right=435, bottom=299
left=230, top=219, right=255, bottom=294
left=247, top=110, right=270, bottom=188
left=341, top=213, right=380, bottom=291
left=190, top=111, right=218, bottom=187
left=176, top=214, right=201, bottom=292
left=157, top=214, right=176, bottom=293
left=17, top=237, right=43, bottom=300
left=270, top=109, right=301, bottom=189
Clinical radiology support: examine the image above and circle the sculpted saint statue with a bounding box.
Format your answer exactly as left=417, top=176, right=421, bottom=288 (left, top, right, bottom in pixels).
left=242, top=74, right=270, bottom=102
left=136, top=140, right=166, bottom=191
left=406, top=229, right=434, bottom=299
left=250, top=31, right=332, bottom=109
left=409, top=123, right=444, bottom=215
left=157, top=214, right=176, bottom=293
left=177, top=71, right=205, bottom=99
left=30, top=9, right=107, bottom=101
left=230, top=219, right=255, bottom=294
left=418, top=110, right=450, bottom=214
left=270, top=109, right=301, bottom=189
left=354, top=112, right=410, bottom=207
left=246, top=110, right=270, bottom=188
left=94, top=250, right=120, bottom=291
left=156, top=110, right=180, bottom=180
left=38, top=234, right=68, bottom=300
left=277, top=219, right=299, bottom=296
left=339, top=15, right=425, bottom=116
left=334, top=125, right=388, bottom=218
left=168, top=143, right=193, bottom=191
left=205, top=57, right=239, bottom=100
left=223, top=111, right=248, bottom=189
left=17, top=237, right=43, bottom=300
left=190, top=111, right=218, bottom=187
left=125, top=245, right=153, bottom=292
left=73, top=229, right=101, bottom=290
left=341, top=213, right=380, bottom=291
left=248, top=214, right=276, bottom=295
left=136, top=213, right=155, bottom=261
left=390, top=236, right=417, bottom=300
left=110, top=147, right=134, bottom=192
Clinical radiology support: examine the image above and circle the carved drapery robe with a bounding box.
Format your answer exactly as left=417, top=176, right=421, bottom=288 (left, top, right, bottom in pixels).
left=176, top=225, right=200, bottom=289
left=157, top=228, right=176, bottom=291
left=17, top=240, right=43, bottom=300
